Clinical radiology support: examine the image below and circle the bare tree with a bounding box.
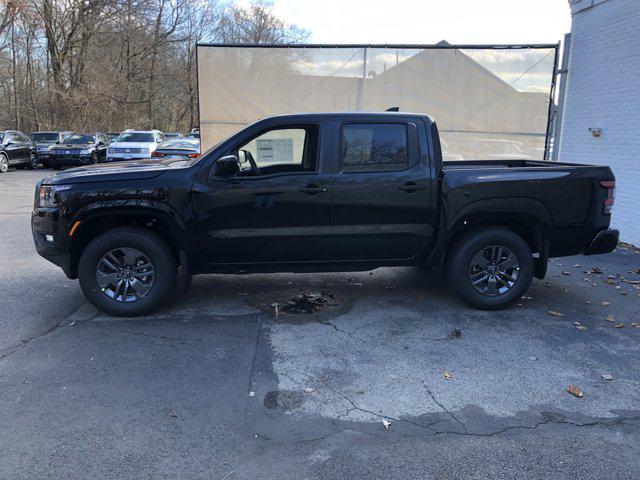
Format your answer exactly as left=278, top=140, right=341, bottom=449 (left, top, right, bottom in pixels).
left=0, top=0, right=308, bottom=133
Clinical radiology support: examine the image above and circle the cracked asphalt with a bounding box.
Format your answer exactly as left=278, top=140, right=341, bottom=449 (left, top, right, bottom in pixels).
left=1, top=169, right=640, bottom=479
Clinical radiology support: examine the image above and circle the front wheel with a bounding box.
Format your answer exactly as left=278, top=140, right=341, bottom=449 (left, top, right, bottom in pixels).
left=78, top=227, right=176, bottom=316
left=26, top=153, right=39, bottom=170
left=447, top=228, right=534, bottom=310
left=0, top=154, right=8, bottom=173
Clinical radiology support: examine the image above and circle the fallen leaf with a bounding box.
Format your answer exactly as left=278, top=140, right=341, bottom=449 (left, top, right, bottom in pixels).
left=575, top=323, right=588, bottom=331
left=548, top=311, right=564, bottom=317
left=561, top=271, right=571, bottom=276
left=443, top=371, right=451, bottom=380
left=567, top=385, right=584, bottom=398
left=574, top=264, right=581, bottom=268
left=601, top=301, right=611, bottom=307
left=168, top=409, right=182, bottom=420
left=601, top=374, right=613, bottom=381
left=591, top=267, right=604, bottom=274
left=606, top=314, right=615, bottom=322
left=621, top=279, right=640, bottom=285
left=630, top=322, right=640, bottom=328
left=544, top=282, right=552, bottom=288
left=303, top=387, right=315, bottom=394
left=382, top=419, right=391, bottom=430
left=605, top=279, right=616, bottom=285
left=69, top=320, right=75, bottom=326
left=613, top=322, right=625, bottom=328
left=248, top=391, right=255, bottom=397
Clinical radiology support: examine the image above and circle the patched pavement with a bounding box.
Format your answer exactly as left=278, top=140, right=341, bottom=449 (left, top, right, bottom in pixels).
left=1, top=170, right=639, bottom=479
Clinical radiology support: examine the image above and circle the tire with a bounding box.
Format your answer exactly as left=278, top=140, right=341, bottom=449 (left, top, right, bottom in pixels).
left=78, top=227, right=176, bottom=316
left=0, top=154, right=8, bottom=173
left=447, top=228, right=534, bottom=310
left=91, top=152, right=98, bottom=164
left=26, top=153, right=39, bottom=170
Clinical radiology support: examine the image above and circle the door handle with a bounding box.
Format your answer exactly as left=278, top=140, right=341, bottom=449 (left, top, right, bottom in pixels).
left=299, top=184, right=327, bottom=195
left=399, top=182, right=426, bottom=193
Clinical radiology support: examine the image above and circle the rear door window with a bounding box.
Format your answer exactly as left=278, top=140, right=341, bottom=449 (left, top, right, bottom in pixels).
left=342, top=123, right=408, bottom=173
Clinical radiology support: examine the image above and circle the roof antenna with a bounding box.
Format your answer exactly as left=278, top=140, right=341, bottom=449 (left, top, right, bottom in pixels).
left=386, top=107, right=400, bottom=112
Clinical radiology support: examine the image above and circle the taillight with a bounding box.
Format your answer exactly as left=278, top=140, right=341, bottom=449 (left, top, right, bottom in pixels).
left=187, top=153, right=200, bottom=158
left=152, top=151, right=164, bottom=157
left=600, top=180, right=615, bottom=215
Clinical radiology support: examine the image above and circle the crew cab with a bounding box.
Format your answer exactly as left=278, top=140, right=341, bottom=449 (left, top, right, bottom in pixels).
left=107, top=130, right=165, bottom=161
left=32, top=112, right=618, bottom=316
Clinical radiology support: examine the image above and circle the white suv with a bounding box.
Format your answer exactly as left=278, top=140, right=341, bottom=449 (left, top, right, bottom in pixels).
left=107, top=130, right=165, bottom=161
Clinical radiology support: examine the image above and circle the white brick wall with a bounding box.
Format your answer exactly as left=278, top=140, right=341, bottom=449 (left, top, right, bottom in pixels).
left=559, top=0, right=640, bottom=245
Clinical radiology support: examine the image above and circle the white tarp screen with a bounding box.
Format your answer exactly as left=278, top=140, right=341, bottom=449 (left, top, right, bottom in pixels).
left=197, top=45, right=556, bottom=160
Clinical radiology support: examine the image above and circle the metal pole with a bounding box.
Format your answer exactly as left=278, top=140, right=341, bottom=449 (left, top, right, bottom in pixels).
left=358, top=47, right=368, bottom=111
left=552, top=33, right=572, bottom=161
left=543, top=42, right=561, bottom=160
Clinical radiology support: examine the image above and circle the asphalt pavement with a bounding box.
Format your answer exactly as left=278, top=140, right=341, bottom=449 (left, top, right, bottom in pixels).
left=1, top=168, right=639, bottom=479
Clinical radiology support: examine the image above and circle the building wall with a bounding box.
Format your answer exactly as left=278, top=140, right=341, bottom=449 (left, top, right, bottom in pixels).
left=559, top=0, right=640, bottom=245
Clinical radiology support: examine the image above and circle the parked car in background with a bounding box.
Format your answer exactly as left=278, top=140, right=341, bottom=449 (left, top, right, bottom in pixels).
left=107, top=130, right=164, bottom=161
left=107, top=132, right=121, bottom=143
left=152, top=137, right=200, bottom=160
left=30, top=131, right=72, bottom=167
left=163, top=132, right=183, bottom=139
left=0, top=130, right=38, bottom=173
left=48, top=132, right=109, bottom=170
left=188, top=127, right=200, bottom=139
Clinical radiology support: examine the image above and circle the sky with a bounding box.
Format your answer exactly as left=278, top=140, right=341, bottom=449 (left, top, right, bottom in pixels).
left=265, top=0, right=572, bottom=45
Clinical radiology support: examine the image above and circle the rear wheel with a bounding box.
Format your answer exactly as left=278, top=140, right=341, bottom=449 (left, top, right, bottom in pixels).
left=0, top=154, right=8, bottom=173
left=78, top=227, right=176, bottom=316
left=447, top=228, right=533, bottom=310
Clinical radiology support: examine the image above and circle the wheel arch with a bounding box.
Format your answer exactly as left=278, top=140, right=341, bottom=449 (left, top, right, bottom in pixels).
left=68, top=205, right=190, bottom=278
left=445, top=197, right=552, bottom=256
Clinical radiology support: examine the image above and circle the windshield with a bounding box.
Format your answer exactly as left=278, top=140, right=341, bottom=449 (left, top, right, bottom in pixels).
left=117, top=132, right=154, bottom=143
left=62, top=133, right=95, bottom=144
left=31, top=133, right=59, bottom=142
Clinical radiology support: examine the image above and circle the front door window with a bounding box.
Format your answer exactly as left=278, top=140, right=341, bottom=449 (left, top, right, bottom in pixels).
left=235, top=127, right=317, bottom=177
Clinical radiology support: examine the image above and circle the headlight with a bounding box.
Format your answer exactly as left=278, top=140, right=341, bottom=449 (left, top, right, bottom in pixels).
left=108, top=147, right=114, bottom=154
left=79, top=149, right=91, bottom=155
left=38, top=185, right=72, bottom=208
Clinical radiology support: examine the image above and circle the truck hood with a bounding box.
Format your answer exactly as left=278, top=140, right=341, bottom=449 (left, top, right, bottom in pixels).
left=41, top=158, right=191, bottom=185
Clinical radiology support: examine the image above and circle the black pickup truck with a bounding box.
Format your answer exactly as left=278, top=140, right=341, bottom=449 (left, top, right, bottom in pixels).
left=32, top=112, right=618, bottom=316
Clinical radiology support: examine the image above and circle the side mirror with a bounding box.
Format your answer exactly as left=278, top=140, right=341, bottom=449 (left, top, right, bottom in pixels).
left=211, top=155, right=240, bottom=178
